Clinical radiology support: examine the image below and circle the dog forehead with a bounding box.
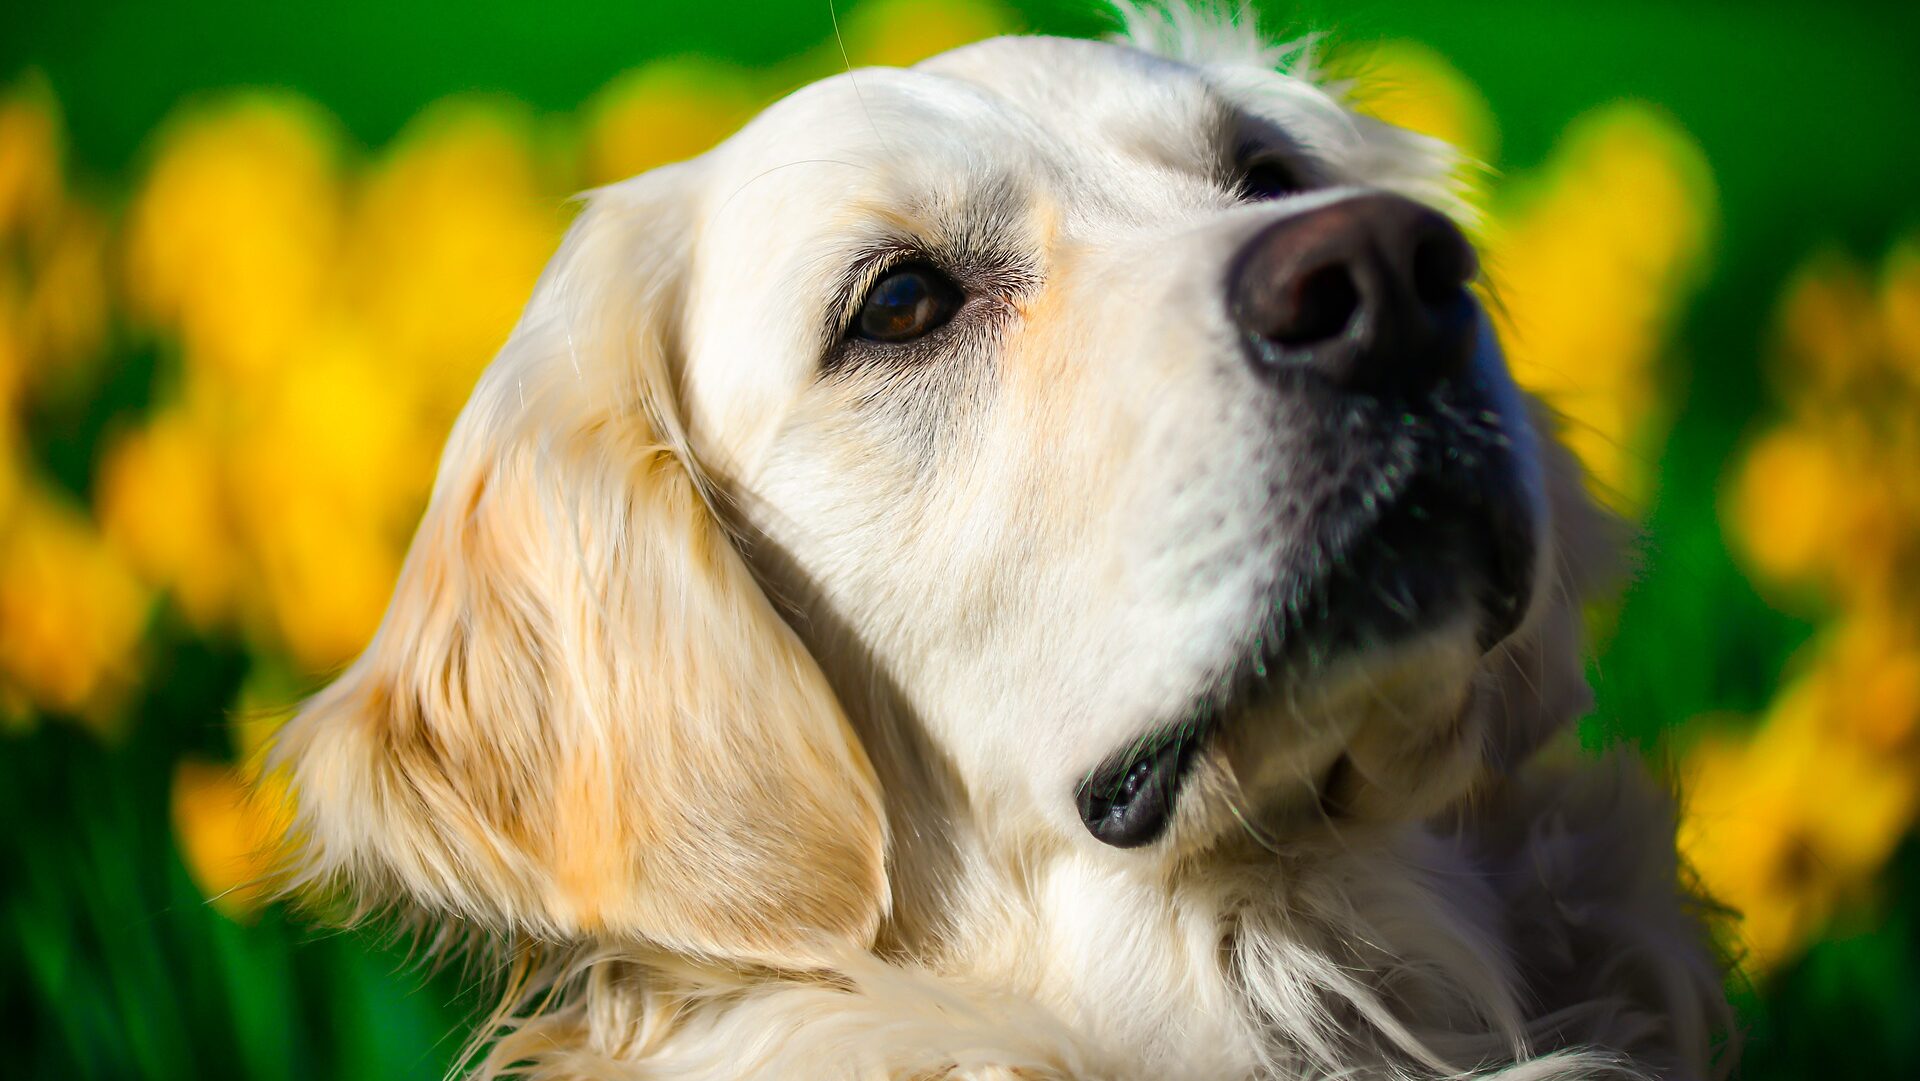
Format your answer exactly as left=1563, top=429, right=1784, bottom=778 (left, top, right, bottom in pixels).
left=686, top=66, right=1040, bottom=261
left=722, top=65, right=1031, bottom=169
left=917, top=33, right=1221, bottom=132
left=701, top=36, right=1224, bottom=208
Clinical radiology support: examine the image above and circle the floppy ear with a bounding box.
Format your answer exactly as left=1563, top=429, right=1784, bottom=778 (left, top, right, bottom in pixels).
left=269, top=172, right=888, bottom=968
left=1482, top=401, right=1631, bottom=773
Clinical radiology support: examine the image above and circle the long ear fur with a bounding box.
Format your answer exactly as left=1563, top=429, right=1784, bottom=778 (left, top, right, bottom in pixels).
left=269, top=172, right=888, bottom=968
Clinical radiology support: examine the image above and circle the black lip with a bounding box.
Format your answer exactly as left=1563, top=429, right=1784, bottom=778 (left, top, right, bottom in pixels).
left=1272, top=448, right=1535, bottom=669
left=1241, top=367, right=1538, bottom=686
left=1075, top=369, right=1536, bottom=850
left=1075, top=731, right=1202, bottom=848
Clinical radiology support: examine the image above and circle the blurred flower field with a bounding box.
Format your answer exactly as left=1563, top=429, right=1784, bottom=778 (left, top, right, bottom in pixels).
left=4, top=1, right=1919, bottom=1077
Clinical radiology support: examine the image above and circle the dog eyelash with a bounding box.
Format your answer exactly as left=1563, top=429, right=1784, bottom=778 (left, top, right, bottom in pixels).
left=1230, top=141, right=1309, bottom=199
left=830, top=247, right=927, bottom=341
left=826, top=246, right=999, bottom=372
left=821, top=240, right=1039, bottom=371
left=819, top=248, right=954, bottom=375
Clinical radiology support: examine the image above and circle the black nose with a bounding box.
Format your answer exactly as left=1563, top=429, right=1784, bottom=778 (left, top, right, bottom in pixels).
left=1229, top=194, right=1479, bottom=396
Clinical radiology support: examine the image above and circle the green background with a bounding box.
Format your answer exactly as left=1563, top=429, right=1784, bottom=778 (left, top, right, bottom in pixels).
left=5, top=1, right=1919, bottom=1077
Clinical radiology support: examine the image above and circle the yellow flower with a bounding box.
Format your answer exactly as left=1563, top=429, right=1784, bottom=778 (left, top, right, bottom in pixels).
left=1338, top=39, right=1498, bottom=167
left=1679, top=725, right=1813, bottom=969
left=19, top=202, right=111, bottom=395
left=95, top=402, right=240, bottom=630
left=1725, top=422, right=1850, bottom=589
left=124, top=96, right=343, bottom=385
left=0, top=74, right=63, bottom=246
left=582, top=60, right=760, bottom=187
left=0, top=264, right=23, bottom=440
left=1681, top=678, right=1920, bottom=971
left=1731, top=238, right=1920, bottom=613
left=1, top=76, right=111, bottom=416
left=1765, top=234, right=1920, bottom=412
left=840, top=0, right=1014, bottom=68
left=1883, top=238, right=1920, bottom=385
left=1820, top=612, right=1920, bottom=751
left=1774, top=250, right=1883, bottom=397
left=226, top=330, right=419, bottom=671
left=215, top=376, right=405, bottom=675
left=1488, top=104, right=1716, bottom=513
left=346, top=102, right=566, bottom=419
left=171, top=759, right=291, bottom=920
left=0, top=482, right=150, bottom=734
left=1697, top=233, right=1920, bottom=975
left=250, top=502, right=403, bottom=675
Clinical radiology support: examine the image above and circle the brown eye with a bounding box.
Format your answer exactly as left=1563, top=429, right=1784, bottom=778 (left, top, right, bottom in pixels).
left=1238, top=158, right=1301, bottom=201
left=853, top=265, right=962, bottom=342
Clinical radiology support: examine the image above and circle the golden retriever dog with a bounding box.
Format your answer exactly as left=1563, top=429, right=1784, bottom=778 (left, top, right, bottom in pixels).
left=268, top=5, right=1734, bottom=1078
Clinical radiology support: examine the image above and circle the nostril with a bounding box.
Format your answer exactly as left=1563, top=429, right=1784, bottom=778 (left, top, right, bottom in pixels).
left=1269, top=263, right=1360, bottom=347
left=1410, top=227, right=1477, bottom=309
left=1230, top=197, right=1480, bottom=392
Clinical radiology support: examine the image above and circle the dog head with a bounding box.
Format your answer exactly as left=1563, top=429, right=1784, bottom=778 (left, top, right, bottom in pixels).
left=272, top=20, right=1615, bottom=968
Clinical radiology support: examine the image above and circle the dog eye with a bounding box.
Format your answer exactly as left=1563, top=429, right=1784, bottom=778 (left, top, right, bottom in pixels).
left=852, top=265, right=963, bottom=343
left=1237, top=158, right=1302, bottom=201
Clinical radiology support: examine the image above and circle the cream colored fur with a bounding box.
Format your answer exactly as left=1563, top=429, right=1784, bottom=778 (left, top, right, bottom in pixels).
left=268, top=5, right=1734, bottom=1079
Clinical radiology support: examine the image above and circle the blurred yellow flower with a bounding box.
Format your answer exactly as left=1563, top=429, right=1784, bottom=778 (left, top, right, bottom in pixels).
left=19, top=202, right=112, bottom=396
left=1883, top=238, right=1920, bottom=383
left=172, top=759, right=291, bottom=920
left=1726, top=422, right=1849, bottom=589
left=1775, top=250, right=1883, bottom=397
left=3, top=74, right=112, bottom=429
left=1681, top=670, right=1920, bottom=970
left=111, top=93, right=569, bottom=674
left=0, top=269, right=24, bottom=448
left=0, top=74, right=63, bottom=247
left=171, top=665, right=302, bottom=918
left=1695, top=233, right=1920, bottom=975
left=96, top=402, right=240, bottom=630
left=1339, top=38, right=1498, bottom=167
left=1729, top=237, right=1920, bottom=614
left=347, top=102, right=567, bottom=417
left=582, top=60, right=760, bottom=187
left=1823, top=611, right=1920, bottom=751
left=1488, top=104, right=1716, bottom=513
left=228, top=333, right=415, bottom=670
left=0, top=482, right=149, bottom=733
left=124, top=96, right=343, bottom=384
left=840, top=0, right=1015, bottom=68
left=0, top=75, right=140, bottom=735
left=1732, top=416, right=1912, bottom=612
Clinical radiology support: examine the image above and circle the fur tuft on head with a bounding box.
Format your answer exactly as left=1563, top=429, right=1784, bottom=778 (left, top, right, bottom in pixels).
left=1112, top=0, right=1477, bottom=226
